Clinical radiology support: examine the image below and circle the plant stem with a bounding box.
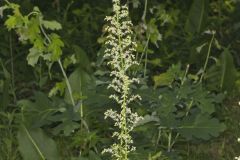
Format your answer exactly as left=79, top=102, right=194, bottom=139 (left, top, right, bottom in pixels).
left=23, top=125, right=45, bottom=160
left=167, top=130, right=172, bottom=152
left=63, top=0, right=74, bottom=23
left=39, top=18, right=76, bottom=107
left=116, top=5, right=124, bottom=69
left=58, top=59, right=75, bottom=106
left=139, top=35, right=150, bottom=78
left=170, top=133, right=180, bottom=149
left=141, top=0, right=148, bottom=22
left=199, top=33, right=215, bottom=83
left=9, top=31, right=17, bottom=103
left=181, top=64, right=190, bottom=85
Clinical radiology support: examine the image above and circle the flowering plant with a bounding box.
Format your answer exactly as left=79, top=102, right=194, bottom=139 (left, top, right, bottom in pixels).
left=101, top=0, right=143, bottom=159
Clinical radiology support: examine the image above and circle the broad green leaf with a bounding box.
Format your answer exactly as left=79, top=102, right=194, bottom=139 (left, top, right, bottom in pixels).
left=206, top=48, right=237, bottom=91
left=185, top=0, right=209, bottom=33
left=177, top=114, right=226, bottom=140
left=72, top=45, right=91, bottom=71
left=18, top=92, right=80, bottom=135
left=17, top=126, right=60, bottom=160
left=65, top=67, right=95, bottom=106
left=42, top=20, right=62, bottom=30
left=219, top=48, right=237, bottom=90
left=27, top=47, right=42, bottom=66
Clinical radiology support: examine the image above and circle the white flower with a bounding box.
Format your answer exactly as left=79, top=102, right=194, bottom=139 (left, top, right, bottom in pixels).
left=102, top=0, right=143, bottom=159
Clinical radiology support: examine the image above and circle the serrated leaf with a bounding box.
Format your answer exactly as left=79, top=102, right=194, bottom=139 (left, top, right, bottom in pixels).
left=177, top=114, right=226, bottom=140
left=185, top=84, right=216, bottom=114
left=52, top=121, right=80, bottom=136
left=17, top=126, right=60, bottom=160
left=18, top=92, right=80, bottom=135
left=50, top=106, right=81, bottom=135
left=27, top=47, right=42, bottom=66
left=49, top=81, right=66, bottom=97
left=153, top=63, right=182, bottom=87
left=48, top=33, right=64, bottom=61
left=5, top=15, right=17, bottom=30
left=42, top=20, right=62, bottom=30
left=26, top=17, right=41, bottom=42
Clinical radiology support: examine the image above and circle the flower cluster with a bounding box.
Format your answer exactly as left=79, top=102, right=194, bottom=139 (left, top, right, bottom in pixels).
left=102, top=0, right=143, bottom=159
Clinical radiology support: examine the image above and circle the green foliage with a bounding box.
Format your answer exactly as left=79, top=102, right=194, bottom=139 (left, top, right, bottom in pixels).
left=0, top=0, right=239, bottom=159
left=42, top=20, right=62, bottom=31
left=153, top=63, right=183, bottom=87
left=17, top=126, right=60, bottom=160
left=18, top=92, right=80, bottom=136
left=48, top=33, right=64, bottom=61
left=185, top=0, right=209, bottom=34
left=206, top=48, right=238, bottom=92
left=177, top=114, right=226, bottom=140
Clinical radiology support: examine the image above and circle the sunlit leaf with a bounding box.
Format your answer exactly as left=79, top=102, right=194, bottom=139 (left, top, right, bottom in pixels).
left=42, top=20, right=62, bottom=30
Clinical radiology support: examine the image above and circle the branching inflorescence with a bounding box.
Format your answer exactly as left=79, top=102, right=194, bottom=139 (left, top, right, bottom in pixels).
left=102, top=0, right=143, bottom=159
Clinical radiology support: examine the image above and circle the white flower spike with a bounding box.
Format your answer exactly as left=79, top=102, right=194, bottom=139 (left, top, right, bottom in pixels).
left=102, top=0, right=143, bottom=159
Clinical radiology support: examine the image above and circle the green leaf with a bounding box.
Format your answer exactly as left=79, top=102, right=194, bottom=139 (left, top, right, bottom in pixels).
left=72, top=45, right=91, bottom=71
left=48, top=33, right=64, bottom=61
left=153, top=63, right=182, bottom=87
left=63, top=54, right=77, bottom=69
left=181, top=83, right=217, bottom=114
left=147, top=18, right=162, bottom=45
left=26, top=17, right=41, bottom=42
left=185, top=0, right=209, bottom=33
left=17, top=126, right=60, bottom=160
left=49, top=81, right=66, bottom=97
left=219, top=48, right=237, bottom=90
left=5, top=15, right=17, bottom=30
left=27, top=47, right=42, bottom=66
left=18, top=92, right=81, bottom=135
left=65, top=67, right=95, bottom=105
left=42, top=20, right=62, bottom=30
left=52, top=120, right=80, bottom=136
left=177, top=114, right=226, bottom=140
left=206, top=48, right=237, bottom=91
